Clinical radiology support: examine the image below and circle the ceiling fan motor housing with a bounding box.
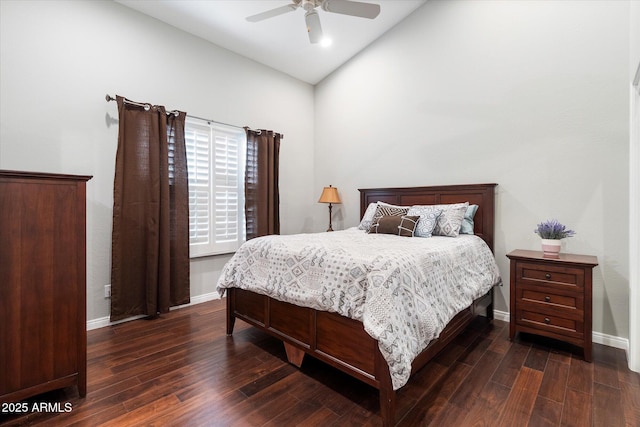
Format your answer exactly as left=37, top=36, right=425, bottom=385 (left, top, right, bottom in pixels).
left=302, top=0, right=321, bottom=11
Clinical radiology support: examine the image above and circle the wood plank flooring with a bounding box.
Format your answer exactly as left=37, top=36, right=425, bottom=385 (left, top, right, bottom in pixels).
left=1, top=298, right=638, bottom=426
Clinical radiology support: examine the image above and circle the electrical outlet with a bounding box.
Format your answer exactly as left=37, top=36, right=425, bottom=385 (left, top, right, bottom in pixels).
left=105, top=284, right=111, bottom=299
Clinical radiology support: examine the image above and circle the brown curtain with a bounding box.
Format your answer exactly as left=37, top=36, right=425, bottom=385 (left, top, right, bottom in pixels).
left=244, top=128, right=281, bottom=240
left=110, top=96, right=190, bottom=321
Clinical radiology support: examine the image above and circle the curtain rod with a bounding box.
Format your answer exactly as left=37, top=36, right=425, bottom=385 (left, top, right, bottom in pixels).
left=105, top=94, right=180, bottom=116
left=189, top=114, right=244, bottom=130
left=105, top=94, right=282, bottom=138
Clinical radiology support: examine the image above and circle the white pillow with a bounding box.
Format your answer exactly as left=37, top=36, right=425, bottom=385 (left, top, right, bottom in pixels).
left=358, top=202, right=378, bottom=230
left=378, top=201, right=407, bottom=208
left=407, top=206, right=442, bottom=237
left=432, top=202, right=469, bottom=237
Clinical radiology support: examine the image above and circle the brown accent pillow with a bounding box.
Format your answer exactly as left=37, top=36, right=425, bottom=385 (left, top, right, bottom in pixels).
left=367, top=204, right=409, bottom=233
left=370, top=215, right=419, bottom=237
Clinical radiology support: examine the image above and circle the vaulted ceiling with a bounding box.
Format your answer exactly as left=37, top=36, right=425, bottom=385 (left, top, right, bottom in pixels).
left=116, top=0, right=427, bottom=85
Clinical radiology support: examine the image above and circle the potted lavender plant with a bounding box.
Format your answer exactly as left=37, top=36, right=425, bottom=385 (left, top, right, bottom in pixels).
left=534, top=219, right=575, bottom=256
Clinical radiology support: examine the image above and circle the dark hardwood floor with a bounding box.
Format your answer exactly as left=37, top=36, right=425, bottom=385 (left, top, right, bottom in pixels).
left=2, top=298, right=639, bottom=426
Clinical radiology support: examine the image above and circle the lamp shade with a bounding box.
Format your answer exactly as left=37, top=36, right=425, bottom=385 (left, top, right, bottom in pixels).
left=318, top=185, right=341, bottom=204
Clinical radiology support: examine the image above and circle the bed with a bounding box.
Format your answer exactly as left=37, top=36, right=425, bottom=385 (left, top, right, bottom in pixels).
left=219, top=183, right=499, bottom=426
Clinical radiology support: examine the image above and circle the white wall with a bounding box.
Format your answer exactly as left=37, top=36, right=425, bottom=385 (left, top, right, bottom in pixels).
left=0, top=0, right=316, bottom=322
left=315, top=1, right=630, bottom=340
left=629, top=0, right=640, bottom=371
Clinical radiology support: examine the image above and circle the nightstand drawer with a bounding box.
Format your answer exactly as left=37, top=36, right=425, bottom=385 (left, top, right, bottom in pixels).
left=516, top=261, right=584, bottom=290
left=516, top=309, right=583, bottom=338
left=518, top=288, right=583, bottom=311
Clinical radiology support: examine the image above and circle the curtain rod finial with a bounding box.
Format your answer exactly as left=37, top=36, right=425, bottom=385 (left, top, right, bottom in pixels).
left=106, top=94, right=115, bottom=102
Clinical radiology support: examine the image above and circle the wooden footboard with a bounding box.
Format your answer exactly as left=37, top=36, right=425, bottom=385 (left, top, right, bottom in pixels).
left=226, top=288, right=380, bottom=386
left=226, top=286, right=494, bottom=426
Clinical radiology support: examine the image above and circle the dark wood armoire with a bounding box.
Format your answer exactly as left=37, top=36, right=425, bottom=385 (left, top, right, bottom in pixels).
left=0, top=170, right=92, bottom=403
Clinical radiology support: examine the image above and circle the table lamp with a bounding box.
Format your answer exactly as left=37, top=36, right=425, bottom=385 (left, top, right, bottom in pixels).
left=318, top=185, right=341, bottom=231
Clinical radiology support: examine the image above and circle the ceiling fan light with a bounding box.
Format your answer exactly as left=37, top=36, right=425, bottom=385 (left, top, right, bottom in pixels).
left=305, top=9, right=323, bottom=44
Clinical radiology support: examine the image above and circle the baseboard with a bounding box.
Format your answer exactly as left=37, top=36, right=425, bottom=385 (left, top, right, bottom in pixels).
left=493, top=309, right=630, bottom=353
left=170, top=291, right=221, bottom=310
left=592, top=331, right=630, bottom=353
left=494, top=309, right=510, bottom=323
left=86, top=291, right=221, bottom=331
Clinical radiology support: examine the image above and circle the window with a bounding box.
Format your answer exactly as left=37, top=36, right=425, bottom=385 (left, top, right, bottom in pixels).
left=185, top=117, right=246, bottom=257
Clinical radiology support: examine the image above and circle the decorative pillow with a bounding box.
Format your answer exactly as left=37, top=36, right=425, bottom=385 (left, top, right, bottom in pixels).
left=459, top=204, right=479, bottom=235
left=369, top=215, right=419, bottom=237
left=407, top=206, right=442, bottom=238
left=367, top=204, right=409, bottom=233
left=358, top=202, right=379, bottom=230
left=432, top=202, right=469, bottom=237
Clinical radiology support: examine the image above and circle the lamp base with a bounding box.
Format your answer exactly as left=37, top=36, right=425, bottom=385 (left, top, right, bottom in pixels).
left=326, top=203, right=335, bottom=232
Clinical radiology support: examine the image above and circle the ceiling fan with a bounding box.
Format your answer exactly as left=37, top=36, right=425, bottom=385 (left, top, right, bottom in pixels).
left=246, top=0, right=381, bottom=44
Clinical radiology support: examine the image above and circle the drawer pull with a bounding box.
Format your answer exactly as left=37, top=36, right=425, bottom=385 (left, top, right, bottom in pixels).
left=545, top=273, right=551, bottom=279
left=544, top=296, right=551, bottom=302
left=544, top=317, right=551, bottom=324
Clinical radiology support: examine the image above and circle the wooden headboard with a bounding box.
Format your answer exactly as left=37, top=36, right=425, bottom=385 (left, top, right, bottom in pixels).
left=359, top=183, right=497, bottom=252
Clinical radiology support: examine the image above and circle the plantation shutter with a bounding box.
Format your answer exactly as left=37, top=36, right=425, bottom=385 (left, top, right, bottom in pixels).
left=185, top=117, right=245, bottom=257
left=186, top=121, right=211, bottom=248
left=213, top=130, right=241, bottom=248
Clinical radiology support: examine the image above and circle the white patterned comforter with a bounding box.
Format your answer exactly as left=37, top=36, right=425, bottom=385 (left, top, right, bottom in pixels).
left=216, top=228, right=501, bottom=390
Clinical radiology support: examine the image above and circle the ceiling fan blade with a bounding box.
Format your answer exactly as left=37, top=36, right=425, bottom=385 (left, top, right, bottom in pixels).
left=305, top=10, right=323, bottom=44
left=321, top=0, right=381, bottom=19
left=246, top=4, right=298, bottom=22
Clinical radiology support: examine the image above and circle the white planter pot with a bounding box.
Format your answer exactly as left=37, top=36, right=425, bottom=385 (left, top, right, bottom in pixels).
left=541, top=238, right=562, bottom=256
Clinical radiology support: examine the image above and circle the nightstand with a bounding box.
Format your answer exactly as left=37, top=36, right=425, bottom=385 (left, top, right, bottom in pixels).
left=506, top=249, right=598, bottom=361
